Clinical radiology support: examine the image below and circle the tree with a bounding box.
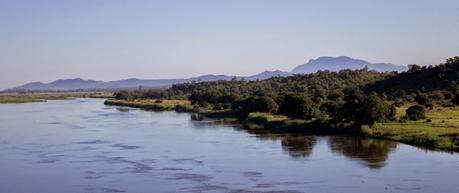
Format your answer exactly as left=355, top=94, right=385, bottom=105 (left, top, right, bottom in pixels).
left=452, top=94, right=459, bottom=106
left=338, top=101, right=360, bottom=122
left=357, top=93, right=394, bottom=125
left=278, top=94, right=319, bottom=119
left=217, top=93, right=241, bottom=105
left=235, top=96, right=278, bottom=113
left=114, top=90, right=135, bottom=100
left=408, top=64, right=421, bottom=73
left=415, top=94, right=432, bottom=107
left=405, top=105, right=426, bottom=120
left=327, top=92, right=344, bottom=101
left=189, top=91, right=221, bottom=106
left=320, top=101, right=340, bottom=117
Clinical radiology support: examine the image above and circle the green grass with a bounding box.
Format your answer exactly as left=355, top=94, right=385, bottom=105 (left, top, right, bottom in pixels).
left=0, top=92, right=112, bottom=104
left=0, top=96, right=45, bottom=103
left=247, top=112, right=289, bottom=123
left=104, top=99, right=193, bottom=111
left=372, top=105, right=459, bottom=151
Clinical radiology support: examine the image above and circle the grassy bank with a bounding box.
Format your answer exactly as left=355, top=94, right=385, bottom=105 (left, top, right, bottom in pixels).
left=372, top=106, right=459, bottom=151
left=104, top=99, right=193, bottom=111
left=0, top=92, right=112, bottom=104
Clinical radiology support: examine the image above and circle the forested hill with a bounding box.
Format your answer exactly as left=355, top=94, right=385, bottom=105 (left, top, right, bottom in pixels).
left=168, top=68, right=393, bottom=99
left=114, top=57, right=458, bottom=102
left=111, top=57, right=459, bottom=136
left=364, top=57, right=459, bottom=96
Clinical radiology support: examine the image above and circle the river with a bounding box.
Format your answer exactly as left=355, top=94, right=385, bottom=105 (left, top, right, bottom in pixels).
left=0, top=98, right=457, bottom=193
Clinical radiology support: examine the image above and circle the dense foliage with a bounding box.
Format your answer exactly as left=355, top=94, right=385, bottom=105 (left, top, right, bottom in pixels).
left=169, top=68, right=391, bottom=100
left=356, top=93, right=396, bottom=125
left=364, top=56, right=459, bottom=102
left=278, top=94, right=320, bottom=120
left=113, top=57, right=459, bottom=130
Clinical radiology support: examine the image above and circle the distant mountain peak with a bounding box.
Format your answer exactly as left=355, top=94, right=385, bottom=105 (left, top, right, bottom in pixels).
left=247, top=70, right=292, bottom=80
left=292, top=56, right=407, bottom=74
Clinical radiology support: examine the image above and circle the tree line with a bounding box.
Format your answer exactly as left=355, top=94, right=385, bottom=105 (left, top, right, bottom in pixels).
left=113, top=57, right=459, bottom=129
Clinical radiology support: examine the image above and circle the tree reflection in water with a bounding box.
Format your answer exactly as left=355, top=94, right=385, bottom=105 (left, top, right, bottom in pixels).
left=328, top=136, right=398, bottom=169
left=190, top=117, right=398, bottom=169
left=280, top=135, right=316, bottom=158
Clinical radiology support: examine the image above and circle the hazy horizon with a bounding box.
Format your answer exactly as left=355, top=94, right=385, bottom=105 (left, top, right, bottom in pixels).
left=1, top=0, right=459, bottom=89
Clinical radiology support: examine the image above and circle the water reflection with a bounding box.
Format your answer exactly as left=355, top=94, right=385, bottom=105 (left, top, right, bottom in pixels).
left=281, top=135, right=316, bottom=158
left=328, top=136, right=398, bottom=169
left=190, top=117, right=397, bottom=169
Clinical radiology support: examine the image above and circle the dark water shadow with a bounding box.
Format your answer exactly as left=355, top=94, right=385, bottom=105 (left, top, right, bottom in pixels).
left=328, top=136, right=398, bottom=169
left=189, top=117, right=398, bottom=169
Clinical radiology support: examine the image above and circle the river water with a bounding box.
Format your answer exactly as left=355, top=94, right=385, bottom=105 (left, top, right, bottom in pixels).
left=0, top=98, right=457, bottom=193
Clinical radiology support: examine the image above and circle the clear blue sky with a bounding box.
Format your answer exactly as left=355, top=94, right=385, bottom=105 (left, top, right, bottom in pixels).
left=1, top=0, right=459, bottom=89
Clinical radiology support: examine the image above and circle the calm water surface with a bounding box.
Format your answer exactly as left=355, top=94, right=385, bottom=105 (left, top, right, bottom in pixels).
left=0, top=99, right=458, bottom=193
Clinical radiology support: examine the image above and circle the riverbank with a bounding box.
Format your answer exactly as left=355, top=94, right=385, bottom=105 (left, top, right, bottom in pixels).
left=0, top=92, right=112, bottom=104
left=104, top=99, right=193, bottom=111
left=105, top=99, right=338, bottom=133
left=104, top=99, right=459, bottom=152
left=372, top=106, right=459, bottom=151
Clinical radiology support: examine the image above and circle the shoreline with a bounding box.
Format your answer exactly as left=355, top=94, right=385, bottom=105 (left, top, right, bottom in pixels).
left=104, top=99, right=459, bottom=152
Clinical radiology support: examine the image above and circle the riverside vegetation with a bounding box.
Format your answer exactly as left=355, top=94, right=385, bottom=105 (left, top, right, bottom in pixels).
left=106, top=57, right=459, bottom=151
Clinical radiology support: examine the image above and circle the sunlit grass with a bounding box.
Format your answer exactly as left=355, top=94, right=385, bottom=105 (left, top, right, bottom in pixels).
left=104, top=99, right=192, bottom=111
left=248, top=112, right=289, bottom=123
left=373, top=105, right=459, bottom=151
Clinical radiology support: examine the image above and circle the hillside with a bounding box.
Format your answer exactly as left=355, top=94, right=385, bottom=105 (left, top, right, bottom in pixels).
left=167, top=69, right=393, bottom=99
left=364, top=57, right=459, bottom=95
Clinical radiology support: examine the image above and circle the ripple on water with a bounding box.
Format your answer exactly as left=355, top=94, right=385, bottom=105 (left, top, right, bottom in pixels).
left=242, top=171, right=263, bottom=178
left=75, top=140, right=111, bottom=145
left=80, top=185, right=126, bottom=193
left=87, top=156, right=156, bottom=174
left=47, top=121, right=63, bottom=125
left=172, top=158, right=204, bottom=166
left=36, top=158, right=59, bottom=164
left=112, top=144, right=141, bottom=150
left=161, top=167, right=192, bottom=171
left=179, top=183, right=229, bottom=192
left=168, top=173, right=212, bottom=182
left=83, top=171, right=104, bottom=179
left=228, top=189, right=302, bottom=193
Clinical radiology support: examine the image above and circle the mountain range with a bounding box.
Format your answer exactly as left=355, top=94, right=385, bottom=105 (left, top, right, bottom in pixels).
left=6, top=56, right=407, bottom=91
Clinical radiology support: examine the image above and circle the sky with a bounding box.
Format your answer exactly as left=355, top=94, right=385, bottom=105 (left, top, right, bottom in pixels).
left=1, top=0, right=459, bottom=89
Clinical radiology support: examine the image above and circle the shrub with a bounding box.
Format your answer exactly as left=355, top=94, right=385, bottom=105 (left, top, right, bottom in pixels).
left=320, top=101, right=340, bottom=117
left=278, top=94, right=320, bottom=120
left=415, top=94, right=432, bottom=107
left=114, top=90, right=135, bottom=100
left=357, top=93, right=394, bottom=125
left=452, top=94, right=459, bottom=106
left=234, top=96, right=278, bottom=113
left=217, top=94, right=241, bottom=105
left=406, top=105, right=426, bottom=121
left=360, top=125, right=373, bottom=136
